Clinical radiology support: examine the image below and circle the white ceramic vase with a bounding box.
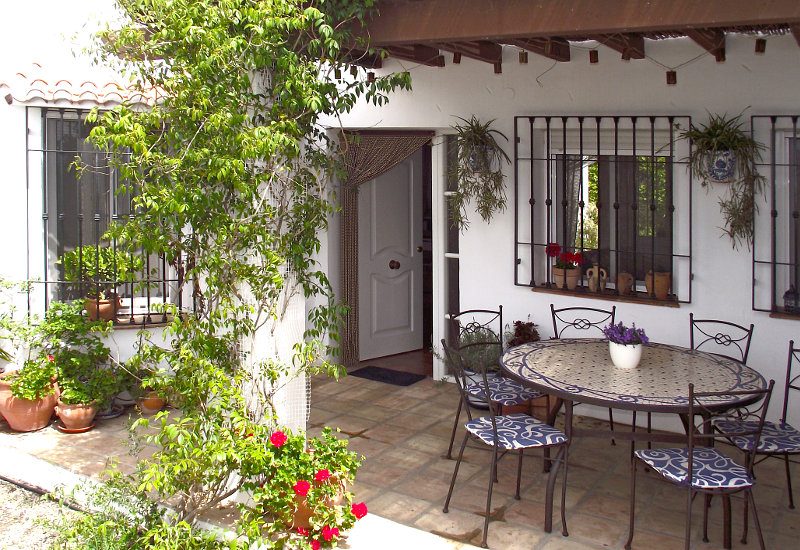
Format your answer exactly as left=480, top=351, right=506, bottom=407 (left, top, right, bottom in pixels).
left=608, top=341, right=642, bottom=369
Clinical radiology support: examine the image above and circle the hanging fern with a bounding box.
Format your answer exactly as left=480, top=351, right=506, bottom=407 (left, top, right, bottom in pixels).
left=448, top=116, right=510, bottom=230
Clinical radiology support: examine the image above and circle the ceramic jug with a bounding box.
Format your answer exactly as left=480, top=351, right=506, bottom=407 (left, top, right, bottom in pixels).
left=617, top=272, right=634, bottom=296
left=586, top=264, right=607, bottom=293
left=645, top=271, right=671, bottom=300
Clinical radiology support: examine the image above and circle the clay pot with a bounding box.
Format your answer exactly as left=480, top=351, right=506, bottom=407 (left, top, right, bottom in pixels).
left=84, top=295, right=122, bottom=321
left=55, top=400, right=98, bottom=430
left=552, top=267, right=566, bottom=289
left=645, top=271, right=671, bottom=300
left=138, top=391, right=165, bottom=415
left=0, top=373, right=57, bottom=432
left=565, top=267, right=581, bottom=290
left=291, top=479, right=346, bottom=530
left=617, top=272, right=634, bottom=296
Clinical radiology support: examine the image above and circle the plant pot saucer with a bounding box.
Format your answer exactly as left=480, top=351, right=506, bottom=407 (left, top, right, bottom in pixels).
left=54, top=421, right=96, bottom=434
left=95, top=404, right=126, bottom=420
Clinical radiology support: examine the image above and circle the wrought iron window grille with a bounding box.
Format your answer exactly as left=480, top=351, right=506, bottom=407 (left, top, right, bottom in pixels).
left=24, top=106, right=193, bottom=325
left=752, top=115, right=800, bottom=317
left=514, top=115, right=693, bottom=304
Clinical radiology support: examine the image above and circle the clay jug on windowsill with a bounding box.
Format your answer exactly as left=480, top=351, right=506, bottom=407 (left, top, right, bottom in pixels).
left=645, top=271, right=671, bottom=300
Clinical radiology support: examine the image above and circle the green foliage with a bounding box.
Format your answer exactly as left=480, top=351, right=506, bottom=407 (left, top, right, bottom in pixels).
left=458, top=326, right=501, bottom=372
left=681, top=113, right=767, bottom=248
left=52, top=0, right=413, bottom=547
left=57, top=350, right=119, bottom=407
left=59, top=245, right=144, bottom=298
left=8, top=356, right=56, bottom=401
left=448, top=116, right=510, bottom=230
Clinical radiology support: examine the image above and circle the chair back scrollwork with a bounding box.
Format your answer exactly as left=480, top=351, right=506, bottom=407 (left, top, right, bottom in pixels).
left=550, top=304, right=616, bottom=339
left=690, top=313, right=755, bottom=363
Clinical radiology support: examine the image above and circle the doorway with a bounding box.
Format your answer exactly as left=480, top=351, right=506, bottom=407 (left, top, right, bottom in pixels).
left=357, top=144, right=433, bottom=376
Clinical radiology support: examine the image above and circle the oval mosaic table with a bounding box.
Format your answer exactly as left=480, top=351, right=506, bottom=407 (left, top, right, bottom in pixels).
left=501, top=338, right=767, bottom=413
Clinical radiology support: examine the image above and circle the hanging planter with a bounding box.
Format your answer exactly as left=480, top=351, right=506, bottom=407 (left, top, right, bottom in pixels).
left=449, top=116, right=511, bottom=231
left=681, top=113, right=767, bottom=249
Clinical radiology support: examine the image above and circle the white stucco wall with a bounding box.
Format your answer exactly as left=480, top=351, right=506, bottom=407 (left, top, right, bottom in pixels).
left=333, top=34, right=800, bottom=426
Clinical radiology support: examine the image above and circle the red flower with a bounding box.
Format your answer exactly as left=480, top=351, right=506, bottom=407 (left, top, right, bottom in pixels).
left=270, top=430, right=287, bottom=447
left=296, top=527, right=309, bottom=537
left=321, top=526, right=340, bottom=542
left=351, top=501, right=368, bottom=519
left=314, top=469, right=331, bottom=483
left=310, top=541, right=320, bottom=550
left=46, top=354, right=55, bottom=363
left=545, top=242, right=561, bottom=258
left=293, top=479, right=311, bottom=497
left=572, top=252, right=584, bottom=266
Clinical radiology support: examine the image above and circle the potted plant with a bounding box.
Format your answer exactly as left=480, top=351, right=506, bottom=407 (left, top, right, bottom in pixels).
left=59, top=245, right=143, bottom=321
left=54, top=348, right=118, bottom=431
left=449, top=115, right=511, bottom=230
left=681, top=113, right=767, bottom=248
left=546, top=243, right=583, bottom=290
left=505, top=319, right=540, bottom=348
left=603, top=322, right=649, bottom=369
left=0, top=354, right=58, bottom=431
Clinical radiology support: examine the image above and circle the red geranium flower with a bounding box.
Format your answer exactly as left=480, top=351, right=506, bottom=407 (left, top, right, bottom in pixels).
left=46, top=354, right=55, bottom=363
left=270, top=430, right=287, bottom=447
left=314, top=469, right=331, bottom=483
left=321, top=526, right=340, bottom=542
left=572, top=252, right=584, bottom=266
left=293, top=480, right=311, bottom=497
left=296, top=527, right=309, bottom=537
left=545, top=242, right=561, bottom=258
left=310, top=541, right=320, bottom=550
left=351, top=501, right=368, bottom=519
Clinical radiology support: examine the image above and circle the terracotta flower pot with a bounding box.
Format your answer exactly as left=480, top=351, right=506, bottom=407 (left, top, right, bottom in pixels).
left=0, top=373, right=57, bottom=432
left=138, top=391, right=165, bottom=415
left=565, top=267, right=581, bottom=290
left=645, top=271, right=671, bottom=300
left=55, top=400, right=98, bottom=430
left=291, top=479, right=346, bottom=529
left=552, top=267, right=566, bottom=289
left=84, top=295, right=122, bottom=321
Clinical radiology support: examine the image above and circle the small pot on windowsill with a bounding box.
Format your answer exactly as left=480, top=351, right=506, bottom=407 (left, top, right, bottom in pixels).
left=84, top=293, right=122, bottom=321
left=565, top=267, right=582, bottom=291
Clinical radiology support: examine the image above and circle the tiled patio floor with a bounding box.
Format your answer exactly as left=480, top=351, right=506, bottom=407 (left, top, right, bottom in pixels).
left=0, top=373, right=798, bottom=549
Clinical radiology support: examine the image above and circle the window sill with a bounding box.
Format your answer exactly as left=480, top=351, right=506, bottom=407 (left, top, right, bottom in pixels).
left=531, top=284, right=681, bottom=308
left=111, top=313, right=177, bottom=330
left=769, top=310, right=800, bottom=321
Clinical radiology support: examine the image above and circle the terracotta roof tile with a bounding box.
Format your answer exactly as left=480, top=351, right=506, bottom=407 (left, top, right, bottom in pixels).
left=1, top=63, right=162, bottom=107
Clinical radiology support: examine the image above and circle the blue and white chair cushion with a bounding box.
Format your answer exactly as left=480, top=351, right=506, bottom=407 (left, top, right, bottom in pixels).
left=465, top=377, right=543, bottom=406
left=713, top=419, right=800, bottom=454
left=635, top=447, right=753, bottom=489
left=465, top=413, right=568, bottom=450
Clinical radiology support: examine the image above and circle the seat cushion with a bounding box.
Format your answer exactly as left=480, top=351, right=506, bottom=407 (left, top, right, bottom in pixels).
left=635, top=447, right=753, bottom=489
left=713, top=419, right=800, bottom=454
left=465, top=377, right=543, bottom=406
left=465, top=413, right=567, bottom=450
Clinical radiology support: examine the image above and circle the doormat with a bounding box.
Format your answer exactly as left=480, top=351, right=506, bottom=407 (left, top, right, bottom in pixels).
left=350, top=366, right=426, bottom=386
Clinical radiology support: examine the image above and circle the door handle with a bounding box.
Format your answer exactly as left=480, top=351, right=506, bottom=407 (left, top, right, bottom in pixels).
left=389, top=260, right=401, bottom=270
left=416, top=246, right=423, bottom=253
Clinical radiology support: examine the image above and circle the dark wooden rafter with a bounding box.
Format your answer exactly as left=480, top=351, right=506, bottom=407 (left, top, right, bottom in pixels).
left=384, top=44, right=445, bottom=67
left=506, top=37, right=571, bottom=62
left=436, top=40, right=503, bottom=73
left=345, top=49, right=384, bottom=69
left=686, top=29, right=726, bottom=61
left=593, top=33, right=645, bottom=60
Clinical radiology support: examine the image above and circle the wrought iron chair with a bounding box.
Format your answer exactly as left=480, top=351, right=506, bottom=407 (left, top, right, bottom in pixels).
left=715, top=339, right=800, bottom=510
left=550, top=304, right=617, bottom=442
left=625, top=381, right=775, bottom=550
left=442, top=340, right=569, bottom=548
left=445, top=307, right=542, bottom=459
left=689, top=313, right=754, bottom=363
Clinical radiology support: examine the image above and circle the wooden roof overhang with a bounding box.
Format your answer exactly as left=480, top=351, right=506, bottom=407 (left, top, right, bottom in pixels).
left=351, top=0, right=800, bottom=71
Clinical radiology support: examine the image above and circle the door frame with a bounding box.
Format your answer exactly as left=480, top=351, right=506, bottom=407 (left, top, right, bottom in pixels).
left=339, top=130, right=448, bottom=379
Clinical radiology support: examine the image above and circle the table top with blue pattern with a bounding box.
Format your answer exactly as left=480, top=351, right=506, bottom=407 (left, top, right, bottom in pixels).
left=501, top=339, right=766, bottom=413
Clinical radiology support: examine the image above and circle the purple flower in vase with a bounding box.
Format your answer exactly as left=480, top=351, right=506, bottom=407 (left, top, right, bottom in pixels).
left=602, top=322, right=649, bottom=345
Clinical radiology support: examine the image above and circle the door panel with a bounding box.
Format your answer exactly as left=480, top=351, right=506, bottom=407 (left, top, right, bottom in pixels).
left=359, top=150, right=423, bottom=360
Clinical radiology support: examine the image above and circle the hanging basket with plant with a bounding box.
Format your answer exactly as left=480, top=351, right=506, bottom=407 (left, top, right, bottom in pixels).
left=681, top=112, right=767, bottom=249
left=449, top=115, right=510, bottom=230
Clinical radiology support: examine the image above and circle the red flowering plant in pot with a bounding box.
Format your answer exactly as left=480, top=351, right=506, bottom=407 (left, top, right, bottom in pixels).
left=546, top=243, right=583, bottom=290
left=238, top=426, right=367, bottom=549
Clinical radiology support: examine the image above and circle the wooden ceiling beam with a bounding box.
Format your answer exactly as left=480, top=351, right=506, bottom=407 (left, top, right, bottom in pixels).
left=436, top=41, right=503, bottom=64
left=791, top=24, right=800, bottom=47
left=506, top=37, right=571, bottom=62
left=345, top=49, right=384, bottom=69
left=384, top=44, right=445, bottom=67
left=593, top=33, right=645, bottom=59
left=366, top=0, right=800, bottom=45
left=686, top=29, right=726, bottom=61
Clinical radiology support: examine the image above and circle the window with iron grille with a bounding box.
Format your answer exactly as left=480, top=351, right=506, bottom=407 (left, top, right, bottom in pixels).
left=514, top=115, right=692, bottom=304
left=25, top=107, right=190, bottom=325
left=752, top=115, right=800, bottom=316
